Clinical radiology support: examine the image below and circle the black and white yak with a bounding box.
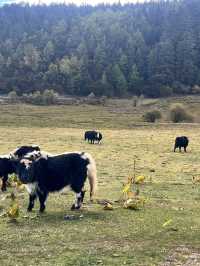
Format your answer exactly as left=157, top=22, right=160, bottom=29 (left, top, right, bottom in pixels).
left=14, top=151, right=97, bottom=212
left=174, top=136, right=189, bottom=152
left=0, top=145, right=40, bottom=191
left=11, top=145, right=40, bottom=159
left=84, top=130, right=102, bottom=144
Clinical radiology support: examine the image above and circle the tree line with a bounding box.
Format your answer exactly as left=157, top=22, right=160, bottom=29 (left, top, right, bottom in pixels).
left=0, top=0, right=200, bottom=97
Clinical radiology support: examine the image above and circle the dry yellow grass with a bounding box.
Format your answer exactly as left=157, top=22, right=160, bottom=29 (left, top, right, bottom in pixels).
left=0, top=101, right=200, bottom=265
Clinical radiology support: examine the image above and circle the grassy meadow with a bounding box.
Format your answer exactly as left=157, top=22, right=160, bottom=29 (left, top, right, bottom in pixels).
left=0, top=98, right=200, bottom=265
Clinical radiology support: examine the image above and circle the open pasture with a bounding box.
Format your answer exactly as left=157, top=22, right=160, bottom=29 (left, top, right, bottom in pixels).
left=0, top=104, right=200, bottom=265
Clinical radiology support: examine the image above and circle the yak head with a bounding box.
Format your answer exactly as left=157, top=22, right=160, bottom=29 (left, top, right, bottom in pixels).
left=13, top=158, right=35, bottom=184
left=14, top=155, right=47, bottom=184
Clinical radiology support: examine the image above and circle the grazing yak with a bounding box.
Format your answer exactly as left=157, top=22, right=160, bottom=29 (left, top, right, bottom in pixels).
left=174, top=136, right=189, bottom=152
left=0, top=145, right=40, bottom=191
left=11, top=145, right=40, bottom=159
left=14, top=151, right=97, bottom=212
left=84, top=130, right=102, bottom=144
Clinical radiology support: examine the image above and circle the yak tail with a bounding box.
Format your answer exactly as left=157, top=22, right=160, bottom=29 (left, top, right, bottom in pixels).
left=84, top=152, right=97, bottom=201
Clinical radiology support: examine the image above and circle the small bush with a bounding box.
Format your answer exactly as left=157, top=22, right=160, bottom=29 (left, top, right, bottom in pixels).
left=170, top=104, right=193, bottom=123
left=8, top=90, right=18, bottom=103
left=191, top=85, right=200, bottom=94
left=143, top=110, right=162, bottom=122
left=42, top=89, right=58, bottom=105
left=20, top=89, right=58, bottom=105
left=32, top=91, right=43, bottom=105
left=21, top=93, right=33, bottom=104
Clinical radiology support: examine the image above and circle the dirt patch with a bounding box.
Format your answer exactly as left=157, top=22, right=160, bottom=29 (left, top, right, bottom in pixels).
left=161, top=246, right=200, bottom=266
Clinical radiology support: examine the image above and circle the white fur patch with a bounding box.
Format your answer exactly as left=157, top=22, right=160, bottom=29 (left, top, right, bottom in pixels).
left=20, top=159, right=32, bottom=169
left=60, top=185, right=71, bottom=194
left=40, top=151, right=52, bottom=159
left=9, top=148, right=18, bottom=158
left=25, top=182, right=37, bottom=194
left=24, top=150, right=51, bottom=160
left=81, top=152, right=97, bottom=198
left=76, top=192, right=82, bottom=199
left=24, top=150, right=41, bottom=160
left=0, top=154, right=11, bottom=159
left=80, top=152, right=87, bottom=160
left=74, top=192, right=82, bottom=207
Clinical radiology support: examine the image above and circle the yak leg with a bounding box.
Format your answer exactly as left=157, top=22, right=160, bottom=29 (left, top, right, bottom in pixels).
left=179, top=146, right=181, bottom=152
left=184, top=146, right=187, bottom=152
left=174, top=146, right=176, bottom=152
left=71, top=190, right=85, bottom=210
left=27, top=193, right=37, bottom=212
left=37, top=189, right=48, bottom=213
left=1, top=174, right=8, bottom=191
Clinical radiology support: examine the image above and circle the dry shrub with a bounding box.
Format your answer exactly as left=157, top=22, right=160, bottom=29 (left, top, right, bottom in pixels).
left=8, top=91, right=18, bottom=103
left=169, top=104, right=193, bottom=123
left=143, top=110, right=162, bottom=122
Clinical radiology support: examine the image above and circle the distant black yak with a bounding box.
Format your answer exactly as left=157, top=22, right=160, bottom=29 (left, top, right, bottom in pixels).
left=174, top=136, right=189, bottom=152
left=0, top=145, right=40, bottom=191
left=84, top=130, right=102, bottom=144
left=14, top=151, right=97, bottom=212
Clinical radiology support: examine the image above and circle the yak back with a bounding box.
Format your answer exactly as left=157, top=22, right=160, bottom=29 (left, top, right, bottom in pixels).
left=175, top=136, right=189, bottom=146
left=33, top=153, right=89, bottom=192
left=85, top=131, right=96, bottom=139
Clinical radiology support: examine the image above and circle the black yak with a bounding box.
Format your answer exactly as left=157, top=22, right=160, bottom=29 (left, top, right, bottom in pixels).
left=174, top=136, right=189, bottom=152
left=0, top=145, right=40, bottom=191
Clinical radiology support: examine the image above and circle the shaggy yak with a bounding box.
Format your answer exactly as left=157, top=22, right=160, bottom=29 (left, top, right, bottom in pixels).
left=174, top=136, right=189, bottom=152
left=14, top=151, right=97, bottom=212
left=84, top=130, right=102, bottom=144
left=0, top=145, right=40, bottom=191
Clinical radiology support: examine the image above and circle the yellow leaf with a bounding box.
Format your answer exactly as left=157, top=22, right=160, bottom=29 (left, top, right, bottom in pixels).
left=103, top=203, right=113, bottom=210
left=122, top=183, right=131, bottom=193
left=124, top=197, right=146, bottom=210
left=7, top=203, right=19, bottom=219
left=135, top=175, right=145, bottom=184
left=162, top=219, right=172, bottom=227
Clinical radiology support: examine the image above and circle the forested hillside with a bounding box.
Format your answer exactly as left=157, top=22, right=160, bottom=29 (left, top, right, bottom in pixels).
left=0, top=0, right=200, bottom=97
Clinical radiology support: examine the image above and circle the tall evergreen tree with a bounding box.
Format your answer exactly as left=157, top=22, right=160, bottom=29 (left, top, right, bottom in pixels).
left=110, top=64, right=127, bottom=96
left=0, top=1, right=199, bottom=97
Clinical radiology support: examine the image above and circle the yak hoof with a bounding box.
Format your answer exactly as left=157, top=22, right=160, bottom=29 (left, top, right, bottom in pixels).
left=71, top=204, right=81, bottom=210
left=39, top=207, right=45, bottom=213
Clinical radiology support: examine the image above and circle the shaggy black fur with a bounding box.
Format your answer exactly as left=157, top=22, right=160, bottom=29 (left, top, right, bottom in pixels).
left=0, top=158, right=15, bottom=191
left=16, top=152, right=92, bottom=212
left=174, top=136, right=189, bottom=152
left=0, top=145, right=40, bottom=191
left=12, top=145, right=40, bottom=158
